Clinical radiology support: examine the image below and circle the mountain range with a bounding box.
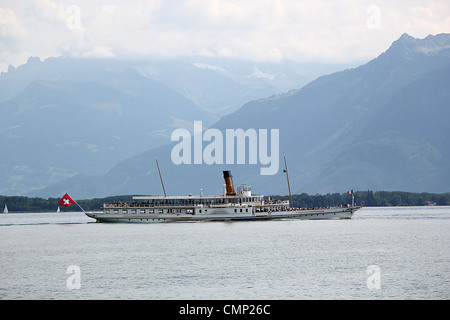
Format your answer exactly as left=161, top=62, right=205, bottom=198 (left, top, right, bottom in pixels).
left=1, top=33, right=449, bottom=198
left=0, top=55, right=347, bottom=196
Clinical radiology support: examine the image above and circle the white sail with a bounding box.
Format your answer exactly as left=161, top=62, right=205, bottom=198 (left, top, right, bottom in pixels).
left=3, top=204, right=8, bottom=214
left=57, top=207, right=60, bottom=213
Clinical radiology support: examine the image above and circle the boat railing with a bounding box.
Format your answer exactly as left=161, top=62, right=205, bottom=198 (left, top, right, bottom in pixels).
left=104, top=202, right=262, bottom=208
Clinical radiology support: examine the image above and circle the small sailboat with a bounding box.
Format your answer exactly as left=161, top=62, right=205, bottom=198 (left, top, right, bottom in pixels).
left=57, top=206, right=61, bottom=213
left=3, top=204, right=8, bottom=214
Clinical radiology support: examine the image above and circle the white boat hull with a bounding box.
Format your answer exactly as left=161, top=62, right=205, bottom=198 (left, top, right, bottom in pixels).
left=85, top=206, right=359, bottom=223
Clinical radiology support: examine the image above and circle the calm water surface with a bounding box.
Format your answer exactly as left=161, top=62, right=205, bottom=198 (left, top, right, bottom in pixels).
left=0, top=206, right=449, bottom=300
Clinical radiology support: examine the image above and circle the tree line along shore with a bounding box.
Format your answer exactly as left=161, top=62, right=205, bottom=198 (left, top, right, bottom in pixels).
left=1, top=191, right=449, bottom=213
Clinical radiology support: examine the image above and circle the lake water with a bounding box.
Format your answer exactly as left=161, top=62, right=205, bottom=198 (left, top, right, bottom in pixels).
left=0, top=206, right=449, bottom=300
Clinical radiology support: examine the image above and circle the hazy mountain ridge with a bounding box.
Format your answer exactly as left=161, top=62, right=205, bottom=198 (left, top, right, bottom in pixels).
left=29, top=33, right=450, bottom=198
left=0, top=63, right=210, bottom=194
left=311, top=63, right=450, bottom=193
left=2, top=33, right=449, bottom=198
left=0, top=55, right=349, bottom=195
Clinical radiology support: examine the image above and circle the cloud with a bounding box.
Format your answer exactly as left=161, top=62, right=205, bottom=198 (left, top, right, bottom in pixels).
left=81, top=46, right=115, bottom=58
left=192, top=62, right=227, bottom=72
left=0, top=7, right=27, bottom=38
left=32, top=0, right=66, bottom=24
left=0, top=7, right=29, bottom=72
left=1, top=0, right=450, bottom=73
left=245, top=66, right=275, bottom=80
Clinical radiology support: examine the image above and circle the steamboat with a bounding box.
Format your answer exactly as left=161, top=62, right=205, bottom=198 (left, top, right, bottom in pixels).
left=85, top=170, right=360, bottom=223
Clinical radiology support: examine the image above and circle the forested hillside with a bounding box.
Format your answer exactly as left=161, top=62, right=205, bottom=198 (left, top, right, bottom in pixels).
left=1, top=191, right=449, bottom=213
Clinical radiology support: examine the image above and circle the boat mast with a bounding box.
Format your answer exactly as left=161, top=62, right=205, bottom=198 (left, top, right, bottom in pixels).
left=155, top=157, right=167, bottom=197
left=283, top=153, right=293, bottom=209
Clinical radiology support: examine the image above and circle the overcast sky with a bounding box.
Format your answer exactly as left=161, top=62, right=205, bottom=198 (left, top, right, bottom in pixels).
left=1, top=0, right=449, bottom=72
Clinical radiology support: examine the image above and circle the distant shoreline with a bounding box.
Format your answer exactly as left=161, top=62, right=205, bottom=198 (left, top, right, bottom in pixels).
left=1, top=191, right=449, bottom=213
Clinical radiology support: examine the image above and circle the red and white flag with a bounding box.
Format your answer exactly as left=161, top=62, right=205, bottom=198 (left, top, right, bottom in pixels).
left=59, top=193, right=76, bottom=207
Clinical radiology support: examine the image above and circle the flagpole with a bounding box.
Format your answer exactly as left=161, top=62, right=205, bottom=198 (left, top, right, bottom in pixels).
left=284, top=153, right=293, bottom=209
left=155, top=157, right=167, bottom=197
left=73, top=199, right=85, bottom=213
left=347, top=190, right=354, bottom=207
left=65, top=193, right=85, bottom=212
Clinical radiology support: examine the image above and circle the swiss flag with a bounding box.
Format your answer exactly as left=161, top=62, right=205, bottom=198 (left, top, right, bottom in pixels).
left=59, top=193, right=76, bottom=207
